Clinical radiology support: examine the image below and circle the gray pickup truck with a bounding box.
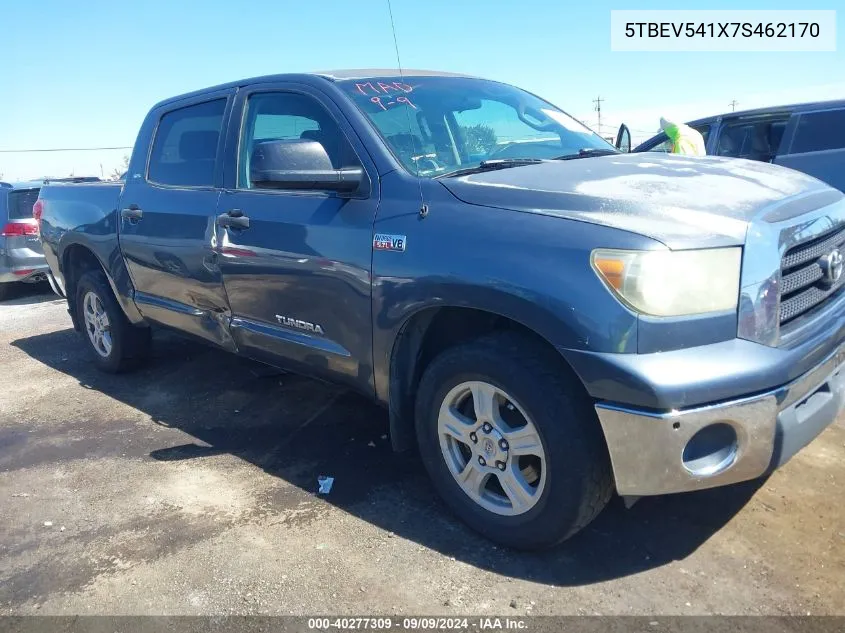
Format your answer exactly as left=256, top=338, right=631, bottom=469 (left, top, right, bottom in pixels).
left=37, top=70, right=844, bottom=549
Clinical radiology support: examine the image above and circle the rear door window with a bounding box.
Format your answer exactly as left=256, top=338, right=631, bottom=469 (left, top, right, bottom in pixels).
left=147, top=99, right=226, bottom=187
left=788, top=109, right=845, bottom=154
left=7, top=188, right=40, bottom=220
left=715, top=116, right=789, bottom=162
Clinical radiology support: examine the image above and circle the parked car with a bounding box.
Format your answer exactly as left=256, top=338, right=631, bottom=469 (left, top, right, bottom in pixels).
left=37, top=71, right=844, bottom=549
left=616, top=100, right=845, bottom=192
left=0, top=181, right=49, bottom=300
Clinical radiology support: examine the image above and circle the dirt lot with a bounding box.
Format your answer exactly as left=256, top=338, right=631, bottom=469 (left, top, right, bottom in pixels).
left=1, top=284, right=844, bottom=616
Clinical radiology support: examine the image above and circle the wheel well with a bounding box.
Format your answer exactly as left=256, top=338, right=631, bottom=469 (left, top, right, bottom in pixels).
left=388, top=306, right=583, bottom=451
left=62, top=245, right=107, bottom=330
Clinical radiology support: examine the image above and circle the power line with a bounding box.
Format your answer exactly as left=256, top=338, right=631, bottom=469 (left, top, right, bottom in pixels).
left=0, top=146, right=132, bottom=154
left=593, top=96, right=604, bottom=136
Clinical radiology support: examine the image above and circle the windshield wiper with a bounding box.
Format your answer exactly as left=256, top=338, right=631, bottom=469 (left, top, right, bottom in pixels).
left=438, top=158, right=547, bottom=178
left=553, top=148, right=619, bottom=160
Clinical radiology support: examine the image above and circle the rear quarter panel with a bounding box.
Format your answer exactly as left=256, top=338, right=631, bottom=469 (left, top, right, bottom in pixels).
left=38, top=182, right=143, bottom=323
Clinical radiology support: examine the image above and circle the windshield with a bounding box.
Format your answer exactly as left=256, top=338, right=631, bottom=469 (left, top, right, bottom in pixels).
left=339, top=76, right=614, bottom=176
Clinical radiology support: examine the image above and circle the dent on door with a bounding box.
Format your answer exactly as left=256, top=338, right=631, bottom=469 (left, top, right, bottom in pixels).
left=214, top=190, right=375, bottom=393
left=118, top=95, right=238, bottom=350
left=119, top=189, right=237, bottom=351
left=211, top=86, right=378, bottom=394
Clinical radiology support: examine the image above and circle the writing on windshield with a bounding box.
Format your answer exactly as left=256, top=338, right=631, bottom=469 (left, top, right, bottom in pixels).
left=354, top=81, right=418, bottom=112
left=341, top=76, right=612, bottom=176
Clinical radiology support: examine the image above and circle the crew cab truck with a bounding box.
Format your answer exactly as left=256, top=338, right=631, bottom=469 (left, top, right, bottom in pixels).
left=38, top=70, right=845, bottom=550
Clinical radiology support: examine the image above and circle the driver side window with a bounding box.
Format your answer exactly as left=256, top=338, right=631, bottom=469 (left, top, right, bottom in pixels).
left=238, top=92, right=359, bottom=190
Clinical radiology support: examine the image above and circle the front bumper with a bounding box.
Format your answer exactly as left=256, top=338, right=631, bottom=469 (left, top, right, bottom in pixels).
left=596, top=341, right=845, bottom=496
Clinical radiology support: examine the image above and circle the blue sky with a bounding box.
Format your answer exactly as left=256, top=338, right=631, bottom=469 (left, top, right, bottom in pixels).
left=1, top=0, right=842, bottom=180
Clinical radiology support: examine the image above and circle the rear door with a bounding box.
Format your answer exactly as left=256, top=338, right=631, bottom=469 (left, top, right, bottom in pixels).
left=118, top=91, right=237, bottom=347
left=775, top=107, right=845, bottom=192
left=215, top=82, right=378, bottom=393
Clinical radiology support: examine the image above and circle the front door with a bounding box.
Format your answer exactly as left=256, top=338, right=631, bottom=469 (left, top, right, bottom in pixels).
left=216, top=84, right=378, bottom=394
left=119, top=92, right=236, bottom=348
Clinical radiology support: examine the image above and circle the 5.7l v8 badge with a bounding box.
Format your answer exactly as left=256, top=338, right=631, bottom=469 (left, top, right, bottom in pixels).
left=373, top=233, right=406, bottom=252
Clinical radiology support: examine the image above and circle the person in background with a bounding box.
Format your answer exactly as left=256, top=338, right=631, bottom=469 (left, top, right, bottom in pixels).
left=660, top=117, right=706, bottom=156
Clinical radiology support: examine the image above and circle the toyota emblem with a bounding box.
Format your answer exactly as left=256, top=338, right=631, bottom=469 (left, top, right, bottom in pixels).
left=820, top=248, right=843, bottom=285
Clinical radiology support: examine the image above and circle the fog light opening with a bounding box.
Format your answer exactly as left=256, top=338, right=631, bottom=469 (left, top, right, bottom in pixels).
left=682, top=423, right=738, bottom=477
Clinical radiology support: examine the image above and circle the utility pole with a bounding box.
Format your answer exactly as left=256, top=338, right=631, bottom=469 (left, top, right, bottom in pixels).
left=729, top=99, right=738, bottom=112
left=593, top=96, right=604, bottom=136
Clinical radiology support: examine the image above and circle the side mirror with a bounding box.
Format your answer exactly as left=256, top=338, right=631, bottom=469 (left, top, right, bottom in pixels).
left=615, top=124, right=632, bottom=153
left=249, top=139, right=364, bottom=193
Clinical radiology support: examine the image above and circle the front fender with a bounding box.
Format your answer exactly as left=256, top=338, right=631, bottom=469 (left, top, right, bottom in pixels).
left=370, top=172, right=660, bottom=405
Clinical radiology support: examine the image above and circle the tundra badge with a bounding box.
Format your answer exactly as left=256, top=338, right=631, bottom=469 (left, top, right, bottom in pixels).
left=275, top=315, right=325, bottom=335
left=373, top=233, right=406, bottom=252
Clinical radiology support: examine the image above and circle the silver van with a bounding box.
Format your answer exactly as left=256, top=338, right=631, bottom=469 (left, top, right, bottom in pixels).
left=0, top=181, right=48, bottom=300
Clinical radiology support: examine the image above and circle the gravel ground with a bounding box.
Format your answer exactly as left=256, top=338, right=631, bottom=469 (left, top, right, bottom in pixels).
left=1, top=284, right=844, bottom=616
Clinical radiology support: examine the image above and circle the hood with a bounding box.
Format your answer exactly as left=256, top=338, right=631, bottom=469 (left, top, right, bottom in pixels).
left=439, top=154, right=840, bottom=249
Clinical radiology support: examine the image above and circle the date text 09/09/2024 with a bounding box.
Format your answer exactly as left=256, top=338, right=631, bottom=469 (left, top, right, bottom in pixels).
left=307, top=617, right=528, bottom=630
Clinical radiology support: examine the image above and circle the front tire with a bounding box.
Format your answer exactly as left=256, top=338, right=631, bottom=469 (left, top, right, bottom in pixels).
left=415, top=333, right=613, bottom=550
left=75, top=270, right=150, bottom=372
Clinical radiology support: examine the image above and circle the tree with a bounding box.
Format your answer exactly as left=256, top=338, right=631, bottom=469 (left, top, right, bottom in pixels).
left=460, top=124, right=498, bottom=155
left=110, top=155, right=130, bottom=180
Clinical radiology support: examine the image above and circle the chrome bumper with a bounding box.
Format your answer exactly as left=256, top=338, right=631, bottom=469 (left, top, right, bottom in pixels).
left=596, top=341, right=845, bottom=496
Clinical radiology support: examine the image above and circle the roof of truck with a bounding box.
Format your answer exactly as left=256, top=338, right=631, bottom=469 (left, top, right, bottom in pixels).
left=152, top=69, right=477, bottom=109
left=313, top=69, right=472, bottom=80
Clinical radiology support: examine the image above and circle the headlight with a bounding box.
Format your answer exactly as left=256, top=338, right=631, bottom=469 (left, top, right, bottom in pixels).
left=591, top=247, right=741, bottom=317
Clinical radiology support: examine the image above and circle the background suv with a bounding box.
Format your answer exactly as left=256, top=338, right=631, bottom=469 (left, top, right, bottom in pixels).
left=632, top=100, right=845, bottom=192
left=0, top=181, right=47, bottom=300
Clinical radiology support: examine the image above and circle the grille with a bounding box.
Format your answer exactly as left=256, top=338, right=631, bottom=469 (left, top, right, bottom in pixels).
left=779, top=226, right=845, bottom=325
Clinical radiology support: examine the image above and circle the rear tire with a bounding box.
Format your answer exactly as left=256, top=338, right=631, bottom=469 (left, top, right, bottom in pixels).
left=415, top=332, right=613, bottom=550
left=0, top=282, right=9, bottom=302
left=75, top=269, right=150, bottom=373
